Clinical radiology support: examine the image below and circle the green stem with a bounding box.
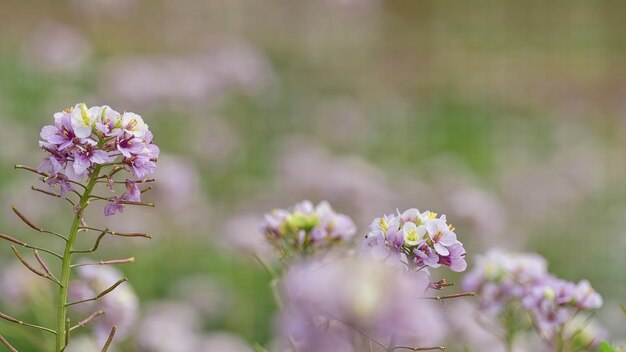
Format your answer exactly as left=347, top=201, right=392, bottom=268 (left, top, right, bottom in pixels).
left=55, top=165, right=101, bottom=351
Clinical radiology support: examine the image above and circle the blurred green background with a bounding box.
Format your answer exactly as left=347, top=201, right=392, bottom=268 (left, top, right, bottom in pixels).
left=0, top=0, right=624, bottom=351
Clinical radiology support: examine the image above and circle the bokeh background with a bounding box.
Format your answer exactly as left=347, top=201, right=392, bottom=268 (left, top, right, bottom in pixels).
left=0, top=0, right=625, bottom=351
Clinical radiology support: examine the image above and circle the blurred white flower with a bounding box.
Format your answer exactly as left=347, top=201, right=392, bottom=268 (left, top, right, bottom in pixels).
left=65, top=335, right=99, bottom=352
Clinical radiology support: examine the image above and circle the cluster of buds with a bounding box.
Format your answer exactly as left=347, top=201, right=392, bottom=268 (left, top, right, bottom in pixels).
left=262, top=200, right=357, bottom=256
left=463, top=249, right=604, bottom=345
left=362, top=209, right=467, bottom=273
left=0, top=103, right=157, bottom=352
left=37, top=103, right=159, bottom=215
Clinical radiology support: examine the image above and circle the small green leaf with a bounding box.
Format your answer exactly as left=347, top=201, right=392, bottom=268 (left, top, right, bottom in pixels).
left=621, top=304, right=626, bottom=316
left=254, top=343, right=270, bottom=352
left=600, top=341, right=616, bottom=352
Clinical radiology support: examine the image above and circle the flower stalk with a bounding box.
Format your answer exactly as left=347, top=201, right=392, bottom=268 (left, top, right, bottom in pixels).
left=55, top=164, right=101, bottom=351
left=1, top=104, right=158, bottom=351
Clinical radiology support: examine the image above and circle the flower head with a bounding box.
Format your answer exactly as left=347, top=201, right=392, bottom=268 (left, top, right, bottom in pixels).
left=262, top=200, right=356, bottom=256
left=278, top=256, right=443, bottom=351
left=36, top=103, right=159, bottom=215
left=362, top=208, right=467, bottom=273
left=463, top=249, right=604, bottom=341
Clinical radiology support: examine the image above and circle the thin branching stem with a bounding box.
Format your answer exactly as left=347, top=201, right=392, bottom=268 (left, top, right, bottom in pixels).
left=97, top=178, right=155, bottom=185
left=31, top=186, right=76, bottom=206
left=100, top=326, right=117, bottom=352
left=118, top=200, right=155, bottom=207
left=66, top=278, right=128, bottom=307
left=328, top=313, right=387, bottom=350
left=79, top=226, right=152, bottom=239
left=55, top=165, right=102, bottom=351
left=11, top=205, right=68, bottom=242
left=0, top=311, right=57, bottom=335
left=14, top=164, right=46, bottom=177
left=70, top=258, right=135, bottom=268
left=72, top=228, right=108, bottom=253
left=423, top=292, right=476, bottom=301
left=0, top=233, right=63, bottom=259
left=34, top=250, right=58, bottom=281
left=0, top=334, right=18, bottom=352
left=392, top=346, right=446, bottom=351
left=11, top=246, right=62, bottom=286
left=70, top=311, right=105, bottom=332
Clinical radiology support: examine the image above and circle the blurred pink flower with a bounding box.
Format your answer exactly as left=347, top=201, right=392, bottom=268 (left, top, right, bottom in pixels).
left=100, top=44, right=276, bottom=110
left=22, top=22, right=91, bottom=73
left=198, top=333, right=254, bottom=352
left=136, top=302, right=204, bottom=352
left=277, top=140, right=393, bottom=226
left=75, top=265, right=139, bottom=346
left=0, top=262, right=51, bottom=311
left=277, top=256, right=446, bottom=351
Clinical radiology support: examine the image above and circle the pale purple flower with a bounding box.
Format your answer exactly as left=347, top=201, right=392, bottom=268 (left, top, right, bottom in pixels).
left=424, top=218, right=459, bottom=256
left=35, top=103, right=158, bottom=215
left=362, top=209, right=466, bottom=273
left=463, top=249, right=604, bottom=343
left=103, top=180, right=142, bottom=216
left=40, top=112, right=75, bottom=150
left=44, top=173, right=74, bottom=198
left=277, top=256, right=440, bottom=351
left=262, top=200, right=357, bottom=255
left=572, top=280, right=603, bottom=310
left=104, top=198, right=125, bottom=216
left=413, top=241, right=440, bottom=267
left=127, top=153, right=157, bottom=179
left=38, top=154, right=65, bottom=174
left=437, top=242, right=467, bottom=272
left=116, top=134, right=145, bottom=158
left=75, top=265, right=139, bottom=346
left=72, top=145, right=112, bottom=175
left=94, top=106, right=122, bottom=136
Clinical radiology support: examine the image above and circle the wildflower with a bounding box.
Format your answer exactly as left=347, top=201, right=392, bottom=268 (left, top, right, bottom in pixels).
left=462, top=249, right=604, bottom=343
left=362, top=208, right=467, bottom=273
left=262, top=200, right=356, bottom=256
left=116, top=134, right=145, bottom=158
left=278, top=256, right=443, bottom=351
left=121, top=112, right=149, bottom=138
left=126, top=151, right=157, bottom=179
left=40, top=111, right=79, bottom=151
left=72, top=145, right=112, bottom=176
left=103, top=180, right=142, bottom=216
left=70, top=103, right=97, bottom=139
left=35, top=103, right=159, bottom=214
